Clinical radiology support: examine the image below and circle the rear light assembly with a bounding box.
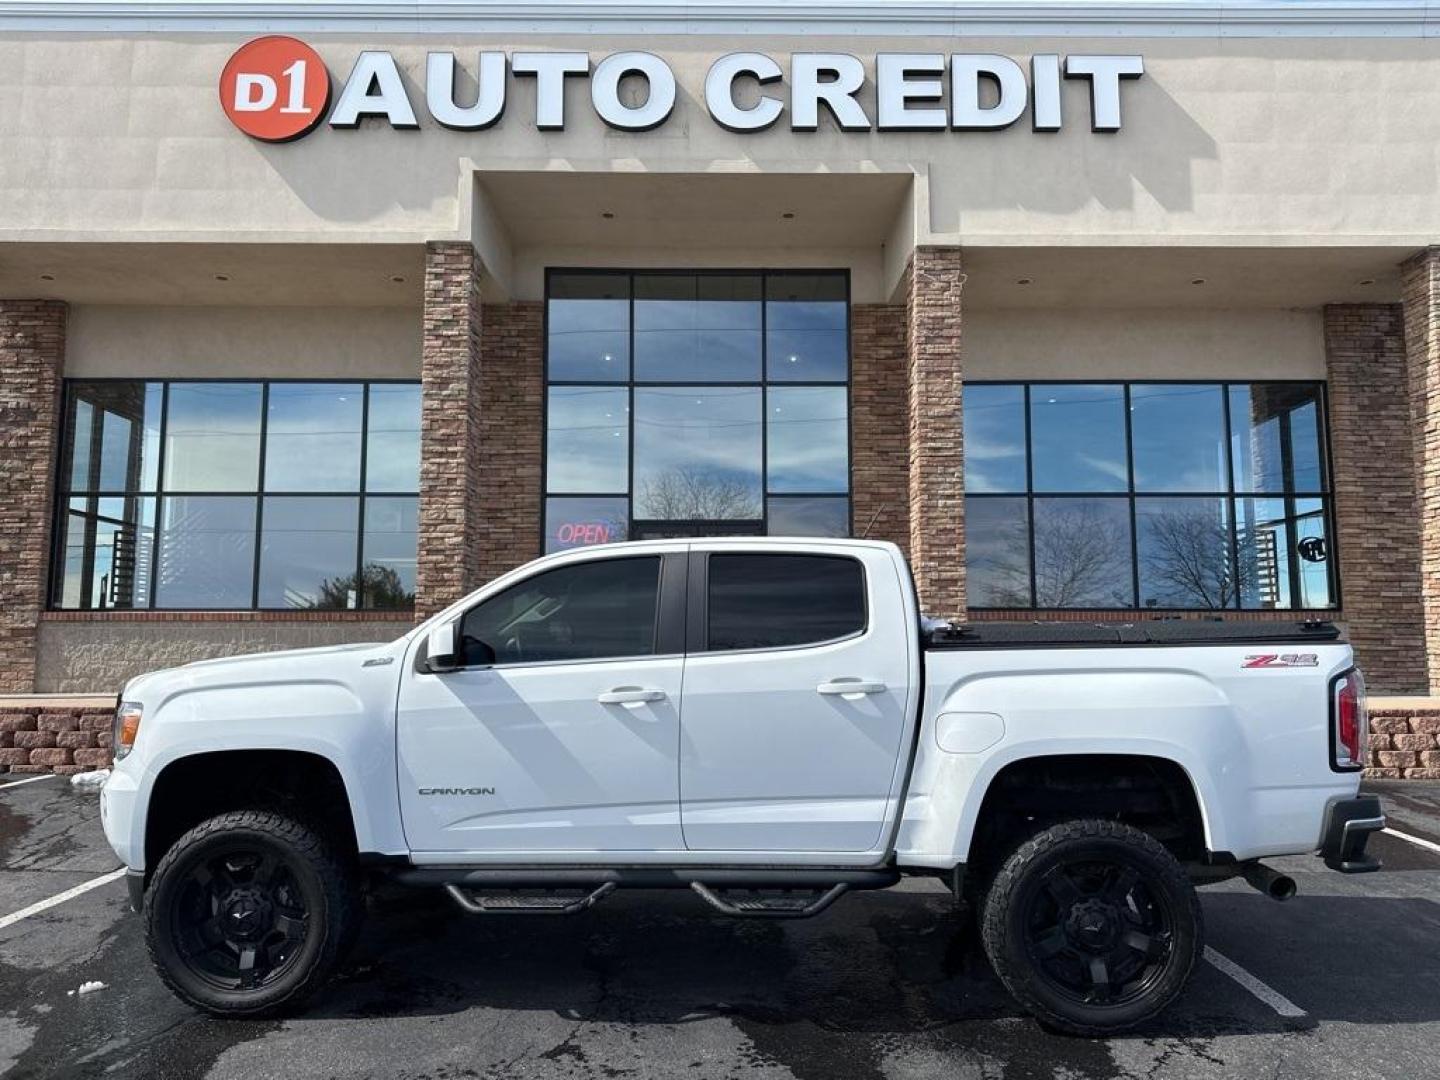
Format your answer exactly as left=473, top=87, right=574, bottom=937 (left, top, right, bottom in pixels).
left=1330, top=668, right=1367, bottom=771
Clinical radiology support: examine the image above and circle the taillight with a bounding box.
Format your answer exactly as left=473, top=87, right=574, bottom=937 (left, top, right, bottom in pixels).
left=1331, top=668, right=1367, bottom=771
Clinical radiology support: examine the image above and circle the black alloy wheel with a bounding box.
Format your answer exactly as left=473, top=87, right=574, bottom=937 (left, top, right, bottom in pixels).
left=145, top=810, right=361, bottom=1017
left=979, top=819, right=1202, bottom=1035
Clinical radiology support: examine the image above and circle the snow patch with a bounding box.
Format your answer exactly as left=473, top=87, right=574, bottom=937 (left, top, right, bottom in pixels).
left=67, top=981, right=106, bottom=997
left=69, top=770, right=110, bottom=792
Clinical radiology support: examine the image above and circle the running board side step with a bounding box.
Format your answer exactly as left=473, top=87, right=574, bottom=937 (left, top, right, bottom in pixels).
left=690, top=881, right=849, bottom=919
left=445, top=882, right=616, bottom=916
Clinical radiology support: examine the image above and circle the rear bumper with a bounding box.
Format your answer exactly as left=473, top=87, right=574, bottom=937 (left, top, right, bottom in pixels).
left=1320, top=794, right=1384, bottom=873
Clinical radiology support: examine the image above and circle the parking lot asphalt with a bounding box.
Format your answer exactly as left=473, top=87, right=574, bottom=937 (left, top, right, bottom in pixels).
left=0, top=778, right=1436, bottom=1080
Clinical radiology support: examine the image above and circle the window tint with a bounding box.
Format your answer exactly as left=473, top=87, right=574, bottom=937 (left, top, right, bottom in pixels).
left=706, top=554, right=865, bottom=651
left=459, top=557, right=660, bottom=666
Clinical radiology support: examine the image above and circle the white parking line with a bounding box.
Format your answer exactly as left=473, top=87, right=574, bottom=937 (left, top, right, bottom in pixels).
left=1383, top=827, right=1440, bottom=856
left=0, top=869, right=126, bottom=932
left=0, top=775, right=58, bottom=792
left=1203, top=946, right=1307, bottom=1018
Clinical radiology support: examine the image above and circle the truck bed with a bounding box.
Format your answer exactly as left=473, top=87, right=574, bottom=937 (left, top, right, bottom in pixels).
left=925, top=618, right=1343, bottom=649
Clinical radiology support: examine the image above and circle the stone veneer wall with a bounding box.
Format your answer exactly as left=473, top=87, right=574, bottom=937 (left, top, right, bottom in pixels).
left=476, top=302, right=544, bottom=582
left=1324, top=304, right=1428, bottom=694
left=905, top=248, right=966, bottom=618
left=0, top=301, right=66, bottom=693
left=33, top=615, right=411, bottom=694
left=2, top=698, right=1431, bottom=777
left=1401, top=247, right=1440, bottom=694
left=416, top=241, right=485, bottom=618
left=850, top=304, right=910, bottom=554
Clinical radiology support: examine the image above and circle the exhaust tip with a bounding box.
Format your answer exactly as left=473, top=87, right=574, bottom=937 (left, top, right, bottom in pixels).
left=1242, top=862, right=1297, bottom=902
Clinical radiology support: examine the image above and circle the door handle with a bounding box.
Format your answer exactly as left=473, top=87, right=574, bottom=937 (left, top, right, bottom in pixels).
left=816, top=679, right=887, bottom=696
left=597, top=687, right=667, bottom=706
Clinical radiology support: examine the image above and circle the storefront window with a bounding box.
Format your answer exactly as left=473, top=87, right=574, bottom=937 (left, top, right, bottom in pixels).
left=544, top=270, right=850, bottom=552
left=964, top=381, right=1334, bottom=610
left=54, top=380, right=421, bottom=611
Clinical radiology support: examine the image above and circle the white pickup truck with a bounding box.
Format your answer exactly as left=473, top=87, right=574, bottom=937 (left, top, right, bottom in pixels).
left=100, top=538, right=1383, bottom=1034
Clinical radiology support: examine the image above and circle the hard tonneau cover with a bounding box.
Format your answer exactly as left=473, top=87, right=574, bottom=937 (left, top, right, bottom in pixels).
left=926, top=619, right=1343, bottom=649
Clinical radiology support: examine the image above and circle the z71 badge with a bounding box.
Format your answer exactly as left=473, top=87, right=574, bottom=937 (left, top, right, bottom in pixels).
left=1242, top=653, right=1319, bottom=669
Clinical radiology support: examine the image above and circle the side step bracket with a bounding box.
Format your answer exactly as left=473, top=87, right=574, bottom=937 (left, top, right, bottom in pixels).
left=690, top=881, right=849, bottom=919
left=445, top=881, right=616, bottom=916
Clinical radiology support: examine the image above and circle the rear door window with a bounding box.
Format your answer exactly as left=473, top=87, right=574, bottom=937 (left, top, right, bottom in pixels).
left=705, top=554, right=865, bottom=651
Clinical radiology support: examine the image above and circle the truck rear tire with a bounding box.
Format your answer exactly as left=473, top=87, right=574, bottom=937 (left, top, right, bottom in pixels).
left=978, top=818, right=1202, bottom=1035
left=144, top=809, right=361, bottom=1017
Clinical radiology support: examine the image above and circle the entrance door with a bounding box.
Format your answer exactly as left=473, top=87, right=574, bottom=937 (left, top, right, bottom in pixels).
left=397, top=551, right=688, bottom=856
left=678, top=546, right=916, bottom=855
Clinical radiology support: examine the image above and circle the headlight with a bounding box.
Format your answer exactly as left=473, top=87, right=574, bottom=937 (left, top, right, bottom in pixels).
left=113, top=702, right=142, bottom=761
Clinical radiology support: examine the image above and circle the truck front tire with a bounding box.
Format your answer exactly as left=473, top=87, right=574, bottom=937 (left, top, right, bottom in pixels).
left=144, top=809, right=361, bottom=1017
left=979, top=818, right=1202, bottom=1035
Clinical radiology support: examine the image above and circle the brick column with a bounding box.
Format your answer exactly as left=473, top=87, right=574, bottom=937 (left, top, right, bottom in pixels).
left=1401, top=247, right=1440, bottom=694
left=851, top=304, right=910, bottom=553
left=0, top=301, right=66, bottom=692
left=416, top=242, right=484, bottom=618
left=1324, top=304, right=1427, bottom=693
left=476, top=302, right=544, bottom=581
left=905, top=247, right=966, bottom=618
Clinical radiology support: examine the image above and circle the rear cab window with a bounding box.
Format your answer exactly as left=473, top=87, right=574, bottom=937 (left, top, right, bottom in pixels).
left=703, top=553, right=866, bottom=652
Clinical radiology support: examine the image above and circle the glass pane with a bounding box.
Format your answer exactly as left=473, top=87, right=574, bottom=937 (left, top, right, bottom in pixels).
left=1136, top=497, right=1235, bottom=609
left=1030, top=384, right=1128, bottom=493
left=1131, top=384, right=1226, bottom=493
left=460, top=556, right=659, bottom=665
left=767, top=496, right=849, bottom=537
left=1235, top=496, right=1335, bottom=609
left=964, top=384, right=1027, bottom=494
left=54, top=495, right=155, bottom=610
left=365, top=384, right=421, bottom=493
left=965, top=497, right=1032, bottom=607
left=766, top=273, right=848, bottom=382
left=64, top=382, right=162, bottom=492
left=633, top=387, right=762, bottom=520
left=1229, top=384, right=1326, bottom=493
left=155, top=496, right=256, bottom=608
left=264, top=383, right=363, bottom=492
left=164, top=383, right=262, bottom=492
left=258, top=496, right=360, bottom=609
left=767, top=386, right=848, bottom=493
left=1033, top=497, right=1135, bottom=607
left=707, top=554, right=865, bottom=651
left=361, top=496, right=417, bottom=609
left=545, top=496, right=629, bottom=554
left=546, top=387, right=629, bottom=493
left=634, top=274, right=762, bottom=382
left=547, top=273, right=630, bottom=382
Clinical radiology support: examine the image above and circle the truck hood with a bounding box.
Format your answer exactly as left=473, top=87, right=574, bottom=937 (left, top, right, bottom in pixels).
left=120, top=641, right=394, bottom=703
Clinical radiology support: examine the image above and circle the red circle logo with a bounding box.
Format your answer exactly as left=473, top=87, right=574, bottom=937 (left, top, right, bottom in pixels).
left=220, top=36, right=331, bottom=142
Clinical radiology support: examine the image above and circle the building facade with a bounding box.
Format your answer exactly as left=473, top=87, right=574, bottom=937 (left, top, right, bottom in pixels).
left=2, top=1, right=1439, bottom=706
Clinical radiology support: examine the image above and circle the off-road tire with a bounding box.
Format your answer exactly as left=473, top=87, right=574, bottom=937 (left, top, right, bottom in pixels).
left=144, top=809, right=361, bottom=1017
left=979, top=818, right=1202, bottom=1035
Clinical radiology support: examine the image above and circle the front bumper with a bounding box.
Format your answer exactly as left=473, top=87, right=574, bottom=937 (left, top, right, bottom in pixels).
left=1320, top=794, right=1385, bottom=873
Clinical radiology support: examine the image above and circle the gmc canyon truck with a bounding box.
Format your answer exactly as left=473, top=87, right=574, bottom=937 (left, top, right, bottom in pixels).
left=100, top=538, right=1383, bottom=1034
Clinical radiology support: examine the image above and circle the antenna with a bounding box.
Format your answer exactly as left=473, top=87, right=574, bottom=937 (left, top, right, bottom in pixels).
left=859, top=505, right=886, bottom=540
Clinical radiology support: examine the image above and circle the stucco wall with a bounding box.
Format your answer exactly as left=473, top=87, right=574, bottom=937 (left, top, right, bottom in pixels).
left=965, top=306, right=1324, bottom=381
left=65, top=304, right=422, bottom=379
left=1, top=34, right=1438, bottom=252
left=34, top=619, right=408, bottom=694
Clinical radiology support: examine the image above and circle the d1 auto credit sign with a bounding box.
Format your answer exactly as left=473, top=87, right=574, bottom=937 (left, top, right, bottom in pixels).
left=219, top=37, right=1144, bottom=140
left=220, top=35, right=331, bottom=142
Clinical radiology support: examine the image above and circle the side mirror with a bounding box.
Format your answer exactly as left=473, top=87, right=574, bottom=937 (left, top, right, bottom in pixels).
left=423, top=619, right=462, bottom=673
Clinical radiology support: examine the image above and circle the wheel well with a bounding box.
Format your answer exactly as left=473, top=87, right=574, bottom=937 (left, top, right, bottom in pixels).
left=144, top=750, right=358, bottom=875
left=968, top=754, right=1206, bottom=874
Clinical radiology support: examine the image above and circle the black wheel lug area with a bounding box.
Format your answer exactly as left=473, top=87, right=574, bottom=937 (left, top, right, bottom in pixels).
left=1064, top=898, right=1119, bottom=952
left=220, top=886, right=273, bottom=942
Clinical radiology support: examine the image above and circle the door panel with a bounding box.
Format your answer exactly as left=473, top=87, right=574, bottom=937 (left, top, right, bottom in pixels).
left=396, top=551, right=687, bottom=855
left=397, top=657, right=684, bottom=852
left=678, top=548, right=914, bottom=853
